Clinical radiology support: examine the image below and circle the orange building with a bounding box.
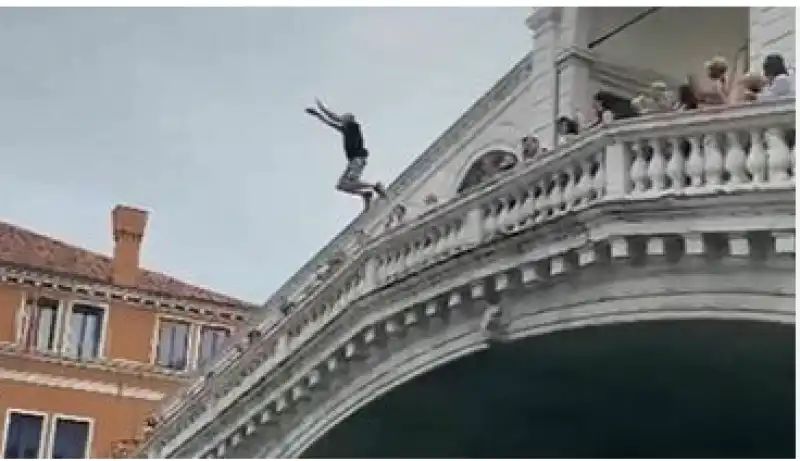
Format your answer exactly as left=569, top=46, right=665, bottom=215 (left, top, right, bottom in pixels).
left=0, top=205, right=255, bottom=458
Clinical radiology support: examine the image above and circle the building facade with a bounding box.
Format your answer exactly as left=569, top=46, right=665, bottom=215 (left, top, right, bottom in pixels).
left=135, top=6, right=796, bottom=459
left=0, top=205, right=255, bottom=458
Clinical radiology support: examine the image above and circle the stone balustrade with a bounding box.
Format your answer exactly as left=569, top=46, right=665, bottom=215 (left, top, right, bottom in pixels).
left=136, top=97, right=795, bottom=459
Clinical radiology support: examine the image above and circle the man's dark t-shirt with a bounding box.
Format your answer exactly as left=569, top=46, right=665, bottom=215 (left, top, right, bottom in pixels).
left=342, top=120, right=368, bottom=160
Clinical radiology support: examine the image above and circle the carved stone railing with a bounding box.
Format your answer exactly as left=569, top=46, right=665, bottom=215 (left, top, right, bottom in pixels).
left=135, top=98, right=795, bottom=458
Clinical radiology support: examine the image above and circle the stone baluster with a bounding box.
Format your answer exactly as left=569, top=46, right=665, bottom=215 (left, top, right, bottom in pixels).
left=533, top=179, right=548, bottom=222
left=548, top=173, right=563, bottom=216
left=406, top=241, right=419, bottom=269
left=506, top=191, right=525, bottom=229
left=362, top=256, right=378, bottom=295
left=574, top=159, right=592, bottom=207
left=441, top=224, right=455, bottom=256
left=746, top=129, right=768, bottom=184
left=519, top=187, right=536, bottom=226
left=592, top=151, right=606, bottom=200
left=496, top=197, right=510, bottom=233
left=629, top=142, right=648, bottom=194
left=561, top=165, right=577, bottom=210
left=463, top=206, right=485, bottom=246
left=384, top=252, right=396, bottom=280
left=703, top=133, right=724, bottom=188
left=685, top=136, right=704, bottom=189
left=602, top=141, right=627, bottom=199
left=431, top=227, right=444, bottom=257
left=647, top=138, right=666, bottom=193
left=375, top=256, right=387, bottom=286
left=399, top=244, right=411, bottom=274
left=666, top=137, right=685, bottom=191
left=765, top=127, right=791, bottom=183
left=724, top=131, right=747, bottom=185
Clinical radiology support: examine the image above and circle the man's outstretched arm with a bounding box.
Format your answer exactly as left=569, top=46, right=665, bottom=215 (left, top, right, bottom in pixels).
left=315, top=99, right=344, bottom=123
left=305, top=107, right=342, bottom=132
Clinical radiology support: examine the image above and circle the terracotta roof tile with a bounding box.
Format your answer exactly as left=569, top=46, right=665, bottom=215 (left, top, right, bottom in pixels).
left=0, top=221, right=257, bottom=308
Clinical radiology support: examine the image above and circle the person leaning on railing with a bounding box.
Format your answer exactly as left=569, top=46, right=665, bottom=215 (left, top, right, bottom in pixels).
left=759, top=53, right=795, bottom=101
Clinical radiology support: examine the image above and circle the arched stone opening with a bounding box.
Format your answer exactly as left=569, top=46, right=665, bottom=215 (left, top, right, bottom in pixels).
left=457, top=150, right=518, bottom=193
left=301, top=319, right=795, bottom=459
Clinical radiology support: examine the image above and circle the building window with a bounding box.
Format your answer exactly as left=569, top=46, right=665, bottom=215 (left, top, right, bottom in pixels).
left=50, top=416, right=91, bottom=459
left=3, top=411, right=45, bottom=459
left=157, top=320, right=190, bottom=371
left=63, top=303, right=105, bottom=360
left=198, top=326, right=230, bottom=368
left=22, top=297, right=61, bottom=353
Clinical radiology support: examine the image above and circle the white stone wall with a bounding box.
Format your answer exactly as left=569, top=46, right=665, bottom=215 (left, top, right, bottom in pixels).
left=749, top=7, right=796, bottom=70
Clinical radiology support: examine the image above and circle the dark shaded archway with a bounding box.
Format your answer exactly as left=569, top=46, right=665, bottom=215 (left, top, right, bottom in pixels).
left=302, top=320, right=795, bottom=459
left=457, top=150, right=518, bottom=193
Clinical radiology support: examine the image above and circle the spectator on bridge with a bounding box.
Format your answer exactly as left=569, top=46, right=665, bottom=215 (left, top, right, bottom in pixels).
left=759, top=53, right=795, bottom=100
left=591, top=91, right=639, bottom=125
left=632, top=81, right=673, bottom=114
left=520, top=135, right=541, bottom=160
left=674, top=83, right=700, bottom=111
left=728, top=72, right=765, bottom=103
left=556, top=116, right=580, bottom=145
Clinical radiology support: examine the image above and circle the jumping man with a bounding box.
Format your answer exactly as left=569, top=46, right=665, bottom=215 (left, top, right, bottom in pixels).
left=305, top=99, right=387, bottom=210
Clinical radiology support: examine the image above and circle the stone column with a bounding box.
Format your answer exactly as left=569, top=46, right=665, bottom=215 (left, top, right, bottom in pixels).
left=555, top=8, right=596, bottom=129
left=525, top=7, right=562, bottom=148
left=526, top=7, right=598, bottom=148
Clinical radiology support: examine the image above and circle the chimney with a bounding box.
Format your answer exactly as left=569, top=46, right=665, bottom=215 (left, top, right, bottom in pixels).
left=111, top=205, right=148, bottom=286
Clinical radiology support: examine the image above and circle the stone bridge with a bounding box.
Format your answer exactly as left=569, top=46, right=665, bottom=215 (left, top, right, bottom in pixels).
left=136, top=98, right=796, bottom=458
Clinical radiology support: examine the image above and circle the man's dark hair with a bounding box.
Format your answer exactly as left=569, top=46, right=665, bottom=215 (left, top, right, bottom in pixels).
left=763, top=54, right=789, bottom=79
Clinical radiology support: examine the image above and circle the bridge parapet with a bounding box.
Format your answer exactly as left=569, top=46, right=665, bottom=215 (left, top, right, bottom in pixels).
left=136, top=98, right=795, bottom=459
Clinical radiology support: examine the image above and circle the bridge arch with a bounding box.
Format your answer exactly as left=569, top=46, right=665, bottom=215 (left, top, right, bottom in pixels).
left=300, top=319, right=794, bottom=459
left=268, top=257, right=794, bottom=458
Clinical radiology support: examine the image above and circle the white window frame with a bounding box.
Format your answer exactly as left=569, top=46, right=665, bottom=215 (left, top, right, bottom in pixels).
left=61, top=300, right=109, bottom=361
left=46, top=413, right=94, bottom=459
left=16, top=294, right=65, bottom=354
left=194, top=323, right=233, bottom=370
left=151, top=315, right=194, bottom=372
left=1, top=408, right=49, bottom=459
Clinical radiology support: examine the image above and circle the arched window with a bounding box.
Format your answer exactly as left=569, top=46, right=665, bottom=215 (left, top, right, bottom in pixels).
left=457, top=150, right=518, bottom=193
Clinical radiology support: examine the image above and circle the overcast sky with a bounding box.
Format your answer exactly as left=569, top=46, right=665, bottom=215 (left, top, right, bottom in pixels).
left=0, top=7, right=531, bottom=304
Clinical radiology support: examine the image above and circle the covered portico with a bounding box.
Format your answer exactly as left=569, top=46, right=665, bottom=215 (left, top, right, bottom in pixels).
left=525, top=6, right=792, bottom=146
